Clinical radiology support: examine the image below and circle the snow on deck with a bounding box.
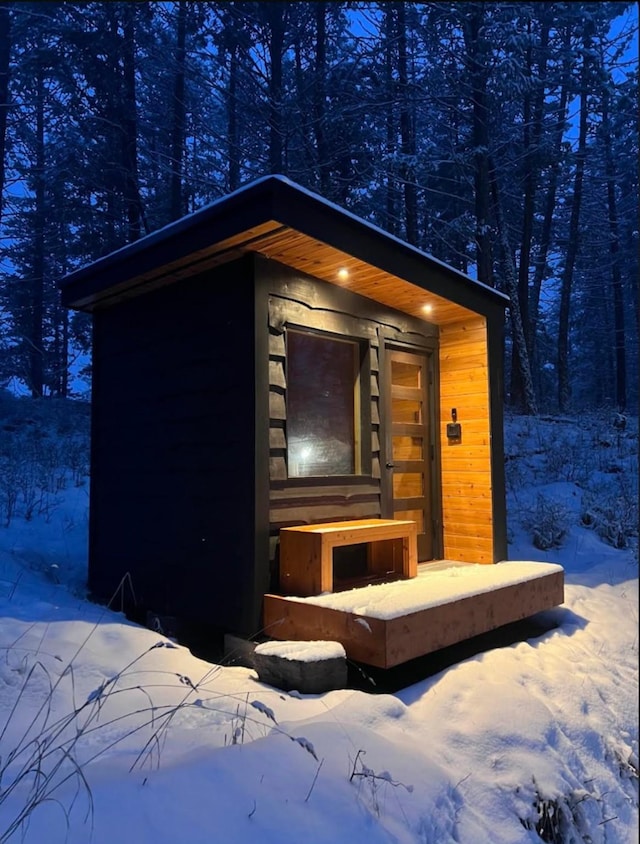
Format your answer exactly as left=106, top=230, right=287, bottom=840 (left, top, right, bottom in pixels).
left=286, top=561, right=564, bottom=621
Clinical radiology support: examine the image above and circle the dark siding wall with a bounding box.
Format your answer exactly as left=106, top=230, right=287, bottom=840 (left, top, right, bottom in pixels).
left=255, top=257, right=439, bottom=580
left=89, top=255, right=259, bottom=633
left=487, top=307, right=508, bottom=561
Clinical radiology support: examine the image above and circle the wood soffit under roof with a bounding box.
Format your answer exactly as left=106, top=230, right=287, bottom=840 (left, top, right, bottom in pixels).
left=68, top=223, right=489, bottom=327
left=60, top=177, right=508, bottom=327
left=249, top=226, right=478, bottom=326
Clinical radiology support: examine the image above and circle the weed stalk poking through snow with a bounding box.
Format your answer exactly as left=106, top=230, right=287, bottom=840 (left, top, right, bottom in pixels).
left=0, top=604, right=316, bottom=843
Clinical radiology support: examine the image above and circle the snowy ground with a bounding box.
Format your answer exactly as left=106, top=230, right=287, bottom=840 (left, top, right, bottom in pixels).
left=0, top=404, right=637, bottom=843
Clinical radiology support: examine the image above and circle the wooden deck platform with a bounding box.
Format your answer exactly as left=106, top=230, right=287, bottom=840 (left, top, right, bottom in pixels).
left=263, top=561, right=564, bottom=669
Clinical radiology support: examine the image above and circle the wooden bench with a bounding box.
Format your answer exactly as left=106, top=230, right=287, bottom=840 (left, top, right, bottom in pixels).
left=279, top=518, right=418, bottom=597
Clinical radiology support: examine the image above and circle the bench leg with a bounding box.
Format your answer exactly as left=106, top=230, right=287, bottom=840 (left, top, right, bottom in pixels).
left=320, top=539, right=334, bottom=593
left=280, top=532, right=325, bottom=596
left=403, top=526, right=418, bottom=578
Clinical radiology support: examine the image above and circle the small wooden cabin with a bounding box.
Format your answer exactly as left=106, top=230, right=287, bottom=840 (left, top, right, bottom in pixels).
left=60, top=175, right=532, bottom=653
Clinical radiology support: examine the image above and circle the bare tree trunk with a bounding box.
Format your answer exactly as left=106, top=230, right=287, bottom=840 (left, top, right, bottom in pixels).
left=510, top=13, right=550, bottom=408
left=293, top=22, right=317, bottom=179
left=31, top=54, right=45, bottom=398
left=170, top=0, right=187, bottom=220
left=61, top=309, right=69, bottom=397
left=267, top=2, right=285, bottom=173
left=601, top=86, right=626, bottom=411
left=463, top=4, right=492, bottom=286
left=449, top=92, right=468, bottom=274
left=227, top=37, right=240, bottom=190
left=0, top=1, right=11, bottom=225
left=54, top=183, right=69, bottom=398
left=384, top=4, right=398, bottom=235
left=396, top=1, right=417, bottom=244
left=313, top=1, right=330, bottom=193
left=490, top=161, right=537, bottom=415
left=122, top=3, right=146, bottom=241
left=557, top=38, right=589, bottom=413
left=529, top=32, right=571, bottom=380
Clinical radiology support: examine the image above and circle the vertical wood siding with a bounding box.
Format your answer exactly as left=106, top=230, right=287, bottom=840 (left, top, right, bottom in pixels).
left=438, top=316, right=494, bottom=563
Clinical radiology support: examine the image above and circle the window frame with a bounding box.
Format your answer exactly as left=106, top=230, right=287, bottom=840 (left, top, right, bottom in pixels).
left=284, top=325, right=371, bottom=481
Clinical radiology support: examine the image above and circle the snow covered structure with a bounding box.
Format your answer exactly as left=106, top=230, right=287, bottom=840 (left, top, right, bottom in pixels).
left=59, top=176, right=563, bottom=665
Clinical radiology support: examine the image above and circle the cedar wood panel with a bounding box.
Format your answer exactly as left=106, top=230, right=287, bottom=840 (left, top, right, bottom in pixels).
left=439, top=318, right=494, bottom=562
left=438, top=316, right=507, bottom=563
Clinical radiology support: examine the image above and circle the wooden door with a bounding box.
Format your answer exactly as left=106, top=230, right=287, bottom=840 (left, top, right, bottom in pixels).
left=384, top=347, right=434, bottom=560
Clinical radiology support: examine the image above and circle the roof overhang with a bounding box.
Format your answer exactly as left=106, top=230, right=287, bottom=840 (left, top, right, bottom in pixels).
left=59, top=175, right=508, bottom=327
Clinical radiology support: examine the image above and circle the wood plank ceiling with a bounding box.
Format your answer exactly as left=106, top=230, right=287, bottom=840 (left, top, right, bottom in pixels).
left=92, top=221, right=479, bottom=326
left=249, top=226, right=477, bottom=326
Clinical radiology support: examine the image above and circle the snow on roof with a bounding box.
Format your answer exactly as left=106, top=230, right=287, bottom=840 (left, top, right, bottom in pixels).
left=59, top=174, right=508, bottom=306
left=286, top=561, right=564, bottom=620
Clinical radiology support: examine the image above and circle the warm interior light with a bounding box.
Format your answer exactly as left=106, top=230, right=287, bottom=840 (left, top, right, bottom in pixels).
left=422, top=304, right=433, bottom=314
left=337, top=268, right=349, bottom=280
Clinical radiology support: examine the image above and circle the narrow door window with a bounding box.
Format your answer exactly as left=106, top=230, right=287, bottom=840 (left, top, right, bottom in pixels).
left=385, top=347, right=435, bottom=560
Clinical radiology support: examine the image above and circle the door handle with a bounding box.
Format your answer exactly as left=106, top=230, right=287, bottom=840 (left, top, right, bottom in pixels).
left=386, top=462, right=395, bottom=469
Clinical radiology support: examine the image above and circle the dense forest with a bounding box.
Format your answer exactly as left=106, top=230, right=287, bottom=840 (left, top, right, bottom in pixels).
left=0, top=1, right=637, bottom=414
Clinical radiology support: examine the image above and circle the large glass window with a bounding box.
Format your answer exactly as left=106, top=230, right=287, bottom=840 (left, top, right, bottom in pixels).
left=287, top=330, right=361, bottom=478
